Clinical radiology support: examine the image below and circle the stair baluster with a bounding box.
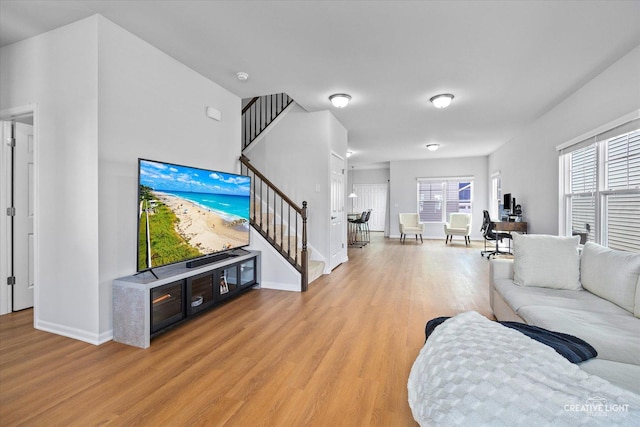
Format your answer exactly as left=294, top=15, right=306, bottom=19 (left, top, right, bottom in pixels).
left=240, top=155, right=308, bottom=291
left=242, top=93, right=293, bottom=150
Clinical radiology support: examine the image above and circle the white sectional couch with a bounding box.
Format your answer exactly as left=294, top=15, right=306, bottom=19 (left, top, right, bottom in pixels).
left=490, top=234, right=640, bottom=394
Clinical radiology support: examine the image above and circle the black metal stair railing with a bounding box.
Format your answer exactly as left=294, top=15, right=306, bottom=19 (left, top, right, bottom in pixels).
left=239, top=155, right=308, bottom=291
left=242, top=93, right=294, bottom=150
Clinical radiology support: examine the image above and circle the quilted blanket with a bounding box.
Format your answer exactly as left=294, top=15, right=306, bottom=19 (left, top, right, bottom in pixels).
left=408, top=311, right=640, bottom=426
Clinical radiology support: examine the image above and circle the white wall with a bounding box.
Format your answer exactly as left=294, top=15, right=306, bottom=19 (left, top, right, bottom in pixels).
left=248, top=228, right=301, bottom=292
left=347, top=167, right=390, bottom=234
left=389, top=157, right=488, bottom=240
left=489, top=44, right=640, bottom=235
left=348, top=168, right=390, bottom=191
left=0, top=15, right=241, bottom=343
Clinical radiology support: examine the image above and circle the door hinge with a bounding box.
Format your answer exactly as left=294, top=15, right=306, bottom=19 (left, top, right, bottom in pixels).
left=7, top=276, right=15, bottom=286
left=6, top=137, right=15, bottom=147
left=6, top=207, right=16, bottom=216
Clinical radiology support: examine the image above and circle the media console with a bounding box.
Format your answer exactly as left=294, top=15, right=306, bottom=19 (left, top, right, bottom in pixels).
left=113, top=249, right=260, bottom=348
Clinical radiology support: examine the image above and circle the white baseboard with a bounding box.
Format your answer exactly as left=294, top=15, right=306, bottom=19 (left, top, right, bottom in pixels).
left=389, top=233, right=482, bottom=241
left=259, top=281, right=301, bottom=292
left=35, top=319, right=111, bottom=345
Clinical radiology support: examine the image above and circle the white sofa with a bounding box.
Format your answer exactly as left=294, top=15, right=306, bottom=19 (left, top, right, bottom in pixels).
left=490, top=234, right=640, bottom=394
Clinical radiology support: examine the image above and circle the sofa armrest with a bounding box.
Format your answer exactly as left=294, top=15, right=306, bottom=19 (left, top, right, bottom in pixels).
left=490, top=258, right=515, bottom=320
left=490, top=258, right=514, bottom=283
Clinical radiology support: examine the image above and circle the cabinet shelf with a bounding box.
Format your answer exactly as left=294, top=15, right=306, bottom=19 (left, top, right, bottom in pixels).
left=113, top=250, right=260, bottom=348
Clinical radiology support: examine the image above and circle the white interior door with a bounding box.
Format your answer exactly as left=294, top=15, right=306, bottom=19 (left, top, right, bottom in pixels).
left=353, top=184, right=387, bottom=232
left=12, top=122, right=35, bottom=310
left=329, top=153, right=345, bottom=270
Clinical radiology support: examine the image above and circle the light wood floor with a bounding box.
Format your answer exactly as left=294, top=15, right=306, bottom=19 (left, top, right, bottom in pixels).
left=0, top=233, right=494, bottom=426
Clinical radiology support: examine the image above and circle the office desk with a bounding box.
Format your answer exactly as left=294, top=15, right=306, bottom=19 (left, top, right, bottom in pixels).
left=491, top=221, right=527, bottom=255
left=493, top=221, right=527, bottom=233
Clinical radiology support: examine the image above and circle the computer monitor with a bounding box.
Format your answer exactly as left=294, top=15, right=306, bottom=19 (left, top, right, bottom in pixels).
left=503, top=193, right=512, bottom=213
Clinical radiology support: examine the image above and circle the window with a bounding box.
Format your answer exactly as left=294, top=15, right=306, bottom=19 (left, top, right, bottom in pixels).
left=559, top=117, right=640, bottom=253
left=490, top=172, right=501, bottom=220
left=417, top=177, right=473, bottom=223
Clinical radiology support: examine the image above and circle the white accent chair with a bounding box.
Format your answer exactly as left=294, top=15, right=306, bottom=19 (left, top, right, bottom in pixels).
left=399, top=213, right=426, bottom=244
left=444, top=213, right=472, bottom=245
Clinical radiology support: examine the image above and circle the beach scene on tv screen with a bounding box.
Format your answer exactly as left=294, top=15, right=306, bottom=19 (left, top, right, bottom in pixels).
left=138, top=159, right=251, bottom=270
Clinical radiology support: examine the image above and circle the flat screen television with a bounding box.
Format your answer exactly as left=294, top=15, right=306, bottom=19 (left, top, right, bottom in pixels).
left=137, top=158, right=251, bottom=272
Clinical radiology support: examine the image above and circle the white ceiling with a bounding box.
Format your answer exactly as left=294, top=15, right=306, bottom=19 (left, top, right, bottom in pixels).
left=2, top=0, right=639, bottom=168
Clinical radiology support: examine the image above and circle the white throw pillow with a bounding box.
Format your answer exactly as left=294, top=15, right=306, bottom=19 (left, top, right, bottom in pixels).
left=512, top=233, right=581, bottom=290
left=580, top=242, right=640, bottom=315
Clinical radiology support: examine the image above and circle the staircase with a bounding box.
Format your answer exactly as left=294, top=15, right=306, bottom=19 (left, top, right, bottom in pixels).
left=241, top=93, right=326, bottom=290
left=240, top=155, right=324, bottom=290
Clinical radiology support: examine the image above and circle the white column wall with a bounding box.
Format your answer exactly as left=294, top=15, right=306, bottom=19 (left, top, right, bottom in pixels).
left=97, top=17, right=241, bottom=336
left=0, top=17, right=100, bottom=340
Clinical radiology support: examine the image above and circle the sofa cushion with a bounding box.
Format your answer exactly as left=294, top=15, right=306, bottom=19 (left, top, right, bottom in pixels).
left=512, top=234, right=581, bottom=290
left=493, top=278, right=631, bottom=316
left=580, top=242, right=640, bottom=315
left=580, top=359, right=640, bottom=395
left=517, top=305, right=640, bottom=365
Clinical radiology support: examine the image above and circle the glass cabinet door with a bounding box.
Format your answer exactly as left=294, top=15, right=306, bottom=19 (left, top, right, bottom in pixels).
left=151, top=280, right=184, bottom=334
left=187, top=272, right=214, bottom=314
left=218, top=265, right=238, bottom=297
left=240, top=258, right=256, bottom=287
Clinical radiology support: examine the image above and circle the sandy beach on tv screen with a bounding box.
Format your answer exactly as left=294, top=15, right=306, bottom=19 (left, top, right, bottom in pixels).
left=155, top=192, right=248, bottom=254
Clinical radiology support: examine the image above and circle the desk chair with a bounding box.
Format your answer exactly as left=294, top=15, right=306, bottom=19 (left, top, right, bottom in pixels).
left=480, top=210, right=512, bottom=258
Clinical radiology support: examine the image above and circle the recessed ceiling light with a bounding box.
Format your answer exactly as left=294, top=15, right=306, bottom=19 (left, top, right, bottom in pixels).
left=426, top=144, right=440, bottom=151
left=237, top=72, right=249, bottom=81
left=430, top=93, right=454, bottom=109
left=329, top=93, right=352, bottom=108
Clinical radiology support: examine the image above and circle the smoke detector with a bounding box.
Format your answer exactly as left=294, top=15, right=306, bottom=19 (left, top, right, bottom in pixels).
left=237, top=72, right=249, bottom=81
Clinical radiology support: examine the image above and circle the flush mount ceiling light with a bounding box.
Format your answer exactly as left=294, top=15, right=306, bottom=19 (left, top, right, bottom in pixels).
left=430, top=93, right=454, bottom=109
left=237, top=71, right=249, bottom=81
left=426, top=144, right=440, bottom=151
left=329, top=93, right=352, bottom=108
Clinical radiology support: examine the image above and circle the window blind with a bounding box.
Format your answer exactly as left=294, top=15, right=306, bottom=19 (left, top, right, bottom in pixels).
left=417, top=177, right=473, bottom=223
left=606, top=193, right=640, bottom=252
left=561, top=121, right=640, bottom=253
left=570, top=144, right=597, bottom=193
left=417, top=181, right=443, bottom=222
left=606, top=130, right=640, bottom=190
left=604, top=129, right=640, bottom=252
